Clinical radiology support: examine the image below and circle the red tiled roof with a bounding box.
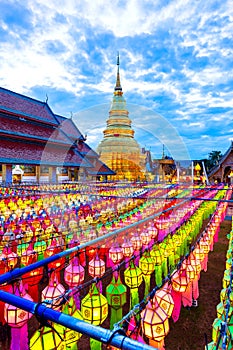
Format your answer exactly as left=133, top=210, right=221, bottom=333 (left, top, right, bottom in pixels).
left=0, top=138, right=92, bottom=167
left=77, top=140, right=99, bottom=157
left=87, top=158, right=115, bottom=175
left=0, top=114, right=71, bottom=144
left=0, top=87, right=58, bottom=125
left=56, top=115, right=84, bottom=141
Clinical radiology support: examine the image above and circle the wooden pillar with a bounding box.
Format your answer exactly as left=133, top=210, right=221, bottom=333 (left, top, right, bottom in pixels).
left=2, top=164, right=12, bottom=183
left=74, top=167, right=79, bottom=181
left=68, top=168, right=73, bottom=181
left=49, top=166, right=57, bottom=183
left=36, top=166, right=40, bottom=183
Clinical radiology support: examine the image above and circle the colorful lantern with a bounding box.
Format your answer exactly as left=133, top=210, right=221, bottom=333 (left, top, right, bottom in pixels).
left=139, top=250, right=155, bottom=296
left=140, top=230, right=151, bottom=247
left=109, top=243, right=123, bottom=264
left=64, top=256, right=85, bottom=288
left=33, top=240, right=47, bottom=261
left=23, top=266, right=43, bottom=302
left=30, top=326, right=65, bottom=350
left=131, top=234, right=142, bottom=266
left=20, top=243, right=37, bottom=267
left=151, top=248, right=163, bottom=287
left=81, top=284, right=108, bottom=350
left=41, top=272, right=65, bottom=310
left=88, top=253, right=105, bottom=278
left=44, top=238, right=65, bottom=275
left=141, top=302, right=169, bottom=344
left=106, top=275, right=127, bottom=329
left=171, top=270, right=189, bottom=293
left=3, top=246, right=18, bottom=270
left=124, top=261, right=143, bottom=308
left=122, top=239, right=134, bottom=266
left=54, top=296, right=83, bottom=349
left=4, top=282, right=33, bottom=350
left=152, top=284, right=174, bottom=318
left=64, top=256, right=85, bottom=309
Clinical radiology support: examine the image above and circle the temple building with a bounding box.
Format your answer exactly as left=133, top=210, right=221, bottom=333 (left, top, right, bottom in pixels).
left=208, top=141, right=233, bottom=184
left=0, top=87, right=114, bottom=183
left=97, top=55, right=146, bottom=181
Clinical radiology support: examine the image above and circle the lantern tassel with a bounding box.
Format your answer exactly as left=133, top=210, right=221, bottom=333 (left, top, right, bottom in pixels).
left=143, top=275, right=151, bottom=297
left=11, top=323, right=29, bottom=350
left=110, top=308, right=123, bottom=330
left=161, top=259, right=168, bottom=279
left=130, top=288, right=139, bottom=309
left=171, top=289, right=182, bottom=322
left=192, top=276, right=199, bottom=300
left=155, top=265, right=162, bottom=287
left=90, top=338, right=102, bottom=350
left=181, top=282, right=192, bottom=307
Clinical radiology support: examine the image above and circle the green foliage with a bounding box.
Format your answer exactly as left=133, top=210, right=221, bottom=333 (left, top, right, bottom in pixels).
left=202, top=150, right=223, bottom=173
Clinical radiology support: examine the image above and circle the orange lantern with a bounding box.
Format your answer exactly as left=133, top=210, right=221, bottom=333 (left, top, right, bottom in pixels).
left=171, top=270, right=189, bottom=293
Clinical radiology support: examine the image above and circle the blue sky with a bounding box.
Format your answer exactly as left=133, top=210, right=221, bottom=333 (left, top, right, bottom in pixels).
left=0, top=0, right=232, bottom=160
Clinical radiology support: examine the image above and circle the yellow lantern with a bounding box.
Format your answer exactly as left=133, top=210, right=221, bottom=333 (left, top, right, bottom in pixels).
left=193, top=245, right=204, bottom=261
left=81, top=284, right=108, bottom=325
left=141, top=302, right=169, bottom=342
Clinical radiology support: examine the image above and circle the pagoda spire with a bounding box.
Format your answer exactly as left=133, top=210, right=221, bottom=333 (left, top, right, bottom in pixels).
left=114, top=52, right=122, bottom=95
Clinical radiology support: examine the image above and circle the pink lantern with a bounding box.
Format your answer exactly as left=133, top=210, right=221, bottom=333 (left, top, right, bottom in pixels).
left=109, top=244, right=123, bottom=264
left=3, top=246, right=18, bottom=270
left=131, top=234, right=142, bottom=250
left=64, top=256, right=85, bottom=309
left=64, top=256, right=85, bottom=287
left=88, top=253, right=105, bottom=278
left=4, top=282, right=33, bottom=350
left=41, top=271, right=65, bottom=310
left=88, top=253, right=105, bottom=293
left=140, top=230, right=151, bottom=246
left=122, top=239, right=134, bottom=258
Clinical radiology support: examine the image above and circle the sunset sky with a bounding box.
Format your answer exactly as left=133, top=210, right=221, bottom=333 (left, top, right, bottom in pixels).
left=0, top=0, right=232, bottom=160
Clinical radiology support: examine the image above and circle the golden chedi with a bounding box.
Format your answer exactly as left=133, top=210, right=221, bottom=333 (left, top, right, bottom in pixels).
left=97, top=55, right=145, bottom=181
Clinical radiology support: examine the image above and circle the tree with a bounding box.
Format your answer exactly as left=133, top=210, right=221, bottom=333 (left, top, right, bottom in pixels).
left=203, top=150, right=223, bottom=173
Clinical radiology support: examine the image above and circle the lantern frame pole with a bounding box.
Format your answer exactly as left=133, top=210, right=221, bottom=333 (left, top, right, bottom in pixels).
left=0, top=290, right=156, bottom=350
left=0, top=197, right=190, bottom=286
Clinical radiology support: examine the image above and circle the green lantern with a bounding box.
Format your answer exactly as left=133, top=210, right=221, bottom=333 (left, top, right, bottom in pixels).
left=81, top=284, right=108, bottom=350
left=33, top=240, right=47, bottom=261
left=124, top=261, right=143, bottom=308
left=106, top=275, right=127, bottom=329
left=139, top=250, right=155, bottom=297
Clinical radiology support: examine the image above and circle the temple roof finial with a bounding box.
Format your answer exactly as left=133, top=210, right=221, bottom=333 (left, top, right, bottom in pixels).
left=114, top=52, right=122, bottom=94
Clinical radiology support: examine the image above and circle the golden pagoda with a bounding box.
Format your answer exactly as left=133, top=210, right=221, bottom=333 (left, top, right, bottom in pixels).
left=97, top=54, right=145, bottom=181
